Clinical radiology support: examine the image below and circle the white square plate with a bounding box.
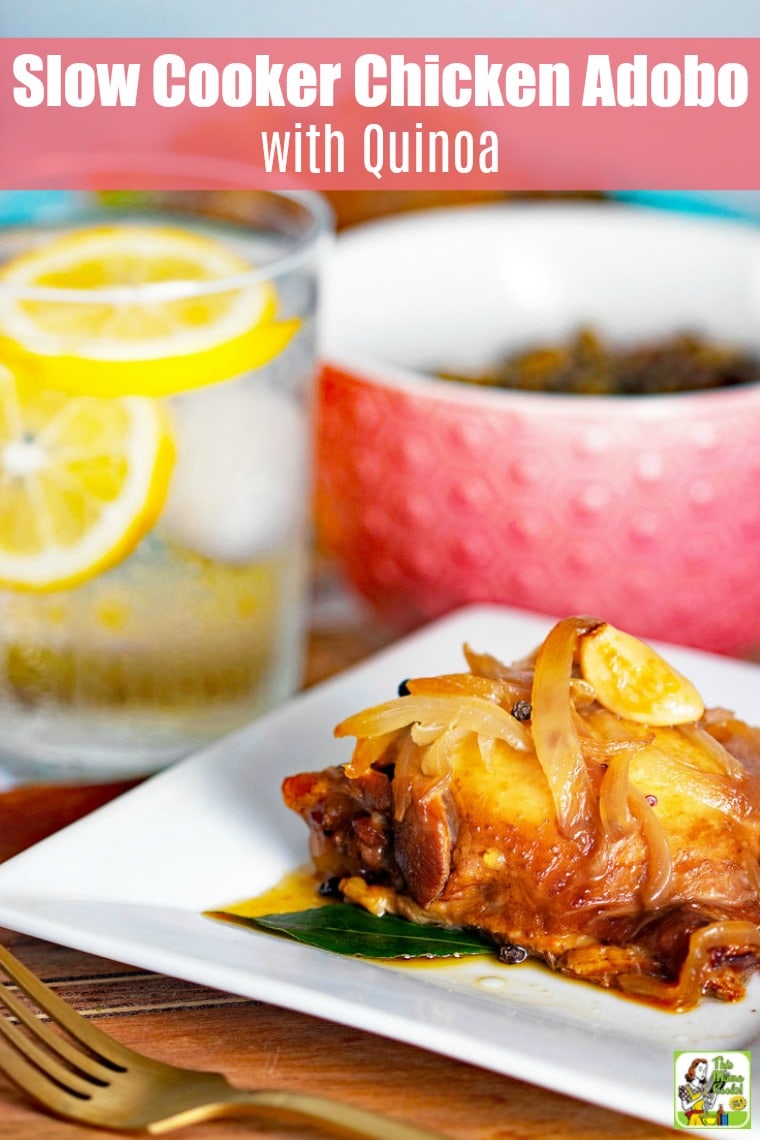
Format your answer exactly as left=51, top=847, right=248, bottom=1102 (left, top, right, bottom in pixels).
left=0, top=605, right=757, bottom=1138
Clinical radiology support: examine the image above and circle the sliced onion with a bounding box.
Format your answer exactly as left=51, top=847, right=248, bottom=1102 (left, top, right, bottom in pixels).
left=530, top=616, right=602, bottom=851
left=580, top=735, right=651, bottom=763
left=619, top=921, right=760, bottom=1011
left=391, top=734, right=422, bottom=822
left=627, top=784, right=673, bottom=907
left=570, top=677, right=598, bottom=706
left=702, top=706, right=738, bottom=726
left=599, top=752, right=637, bottom=840
left=584, top=707, right=656, bottom=744
left=410, top=723, right=447, bottom=746
left=344, top=729, right=403, bottom=777
left=650, top=749, right=752, bottom=818
left=478, top=733, right=497, bottom=771
left=406, top=673, right=528, bottom=708
left=680, top=722, right=746, bottom=780
left=335, top=694, right=531, bottom=751
left=463, top=644, right=534, bottom=686
left=390, top=727, right=466, bottom=821
left=419, top=726, right=467, bottom=782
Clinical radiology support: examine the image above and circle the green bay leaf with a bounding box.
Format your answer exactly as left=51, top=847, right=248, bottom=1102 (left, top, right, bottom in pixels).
left=208, top=905, right=492, bottom=959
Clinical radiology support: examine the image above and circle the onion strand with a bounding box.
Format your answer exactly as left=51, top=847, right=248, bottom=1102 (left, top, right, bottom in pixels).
left=619, top=921, right=760, bottom=1011
left=530, top=616, right=602, bottom=852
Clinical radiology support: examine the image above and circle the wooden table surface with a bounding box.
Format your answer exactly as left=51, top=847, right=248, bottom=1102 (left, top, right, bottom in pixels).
left=0, top=586, right=678, bottom=1140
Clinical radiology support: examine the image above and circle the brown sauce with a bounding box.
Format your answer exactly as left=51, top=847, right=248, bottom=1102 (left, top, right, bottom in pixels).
left=205, top=865, right=328, bottom=924
left=204, top=867, right=695, bottom=1008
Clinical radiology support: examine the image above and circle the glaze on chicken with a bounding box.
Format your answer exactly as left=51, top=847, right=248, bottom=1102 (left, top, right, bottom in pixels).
left=282, top=618, right=760, bottom=1009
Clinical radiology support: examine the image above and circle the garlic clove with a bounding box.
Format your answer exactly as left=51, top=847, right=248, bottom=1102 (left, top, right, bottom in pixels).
left=580, top=622, right=705, bottom=726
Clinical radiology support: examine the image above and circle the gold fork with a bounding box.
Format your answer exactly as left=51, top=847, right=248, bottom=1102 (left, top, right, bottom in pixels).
left=0, top=943, right=449, bottom=1139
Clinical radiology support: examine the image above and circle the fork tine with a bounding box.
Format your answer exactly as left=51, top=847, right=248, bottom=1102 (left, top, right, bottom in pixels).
left=0, top=972, right=112, bottom=1083
left=0, top=1009, right=95, bottom=1099
left=0, top=1031, right=89, bottom=1123
left=0, top=945, right=129, bottom=1070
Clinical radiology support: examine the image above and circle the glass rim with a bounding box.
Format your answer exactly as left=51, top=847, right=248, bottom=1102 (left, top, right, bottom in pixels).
left=0, top=186, right=334, bottom=305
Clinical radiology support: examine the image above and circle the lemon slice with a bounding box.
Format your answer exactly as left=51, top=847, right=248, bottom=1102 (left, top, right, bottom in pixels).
left=579, top=622, right=704, bottom=726
left=0, top=363, right=174, bottom=590
left=0, top=225, right=299, bottom=397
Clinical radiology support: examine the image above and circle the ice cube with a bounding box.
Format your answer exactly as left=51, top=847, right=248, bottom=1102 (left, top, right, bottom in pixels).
left=162, top=381, right=307, bottom=562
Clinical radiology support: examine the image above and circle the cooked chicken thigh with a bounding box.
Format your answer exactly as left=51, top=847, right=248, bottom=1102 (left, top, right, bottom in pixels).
left=283, top=618, right=760, bottom=1009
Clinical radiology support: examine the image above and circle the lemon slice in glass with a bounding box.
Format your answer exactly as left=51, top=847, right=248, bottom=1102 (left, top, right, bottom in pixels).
left=0, top=363, right=174, bottom=590
left=0, top=225, right=299, bottom=397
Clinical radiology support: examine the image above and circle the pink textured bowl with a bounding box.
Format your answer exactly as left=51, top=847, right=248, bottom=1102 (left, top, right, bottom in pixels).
left=316, top=202, right=760, bottom=656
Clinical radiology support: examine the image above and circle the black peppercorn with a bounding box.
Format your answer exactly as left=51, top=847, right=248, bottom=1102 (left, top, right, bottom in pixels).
left=498, top=943, right=528, bottom=965
left=511, top=700, right=532, bottom=722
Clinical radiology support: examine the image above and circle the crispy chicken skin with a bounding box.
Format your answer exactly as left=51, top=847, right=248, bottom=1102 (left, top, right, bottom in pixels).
left=282, top=619, right=760, bottom=1009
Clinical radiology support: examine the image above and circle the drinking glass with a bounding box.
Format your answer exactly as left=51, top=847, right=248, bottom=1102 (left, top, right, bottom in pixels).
left=0, top=187, right=332, bottom=779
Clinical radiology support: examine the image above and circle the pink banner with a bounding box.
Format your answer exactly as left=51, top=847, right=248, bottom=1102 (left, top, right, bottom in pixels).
left=0, top=38, right=756, bottom=189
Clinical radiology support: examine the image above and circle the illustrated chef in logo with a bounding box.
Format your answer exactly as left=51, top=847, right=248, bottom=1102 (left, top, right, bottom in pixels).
left=679, top=1058, right=717, bottom=1126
